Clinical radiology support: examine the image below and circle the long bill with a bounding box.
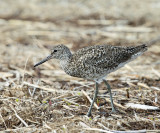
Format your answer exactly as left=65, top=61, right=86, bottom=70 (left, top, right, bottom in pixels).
left=34, top=55, right=52, bottom=67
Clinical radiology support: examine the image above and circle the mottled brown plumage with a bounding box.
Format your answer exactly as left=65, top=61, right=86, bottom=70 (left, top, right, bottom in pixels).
left=63, top=44, right=147, bottom=80
left=34, top=44, right=147, bottom=116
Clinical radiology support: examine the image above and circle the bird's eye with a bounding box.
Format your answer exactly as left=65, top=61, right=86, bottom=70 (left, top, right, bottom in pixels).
left=54, top=50, right=57, bottom=52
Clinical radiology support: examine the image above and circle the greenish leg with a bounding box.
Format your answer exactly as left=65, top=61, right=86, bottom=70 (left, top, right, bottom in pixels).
left=87, top=82, right=99, bottom=117
left=103, top=79, right=116, bottom=113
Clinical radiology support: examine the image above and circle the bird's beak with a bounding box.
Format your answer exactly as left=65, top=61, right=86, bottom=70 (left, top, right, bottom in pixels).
left=34, top=54, right=52, bottom=67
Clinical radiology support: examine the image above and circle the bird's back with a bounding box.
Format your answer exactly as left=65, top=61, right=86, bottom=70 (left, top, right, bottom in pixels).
left=64, top=44, right=147, bottom=80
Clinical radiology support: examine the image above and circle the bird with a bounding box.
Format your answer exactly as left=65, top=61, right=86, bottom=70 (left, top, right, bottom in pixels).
left=34, top=43, right=147, bottom=116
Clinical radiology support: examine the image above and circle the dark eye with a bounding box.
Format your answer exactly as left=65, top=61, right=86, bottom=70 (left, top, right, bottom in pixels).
left=54, top=50, right=57, bottom=52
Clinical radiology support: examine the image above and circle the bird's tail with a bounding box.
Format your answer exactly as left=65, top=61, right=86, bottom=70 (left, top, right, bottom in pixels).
left=126, top=44, right=147, bottom=55
left=126, top=44, right=147, bottom=60
left=135, top=44, right=148, bottom=53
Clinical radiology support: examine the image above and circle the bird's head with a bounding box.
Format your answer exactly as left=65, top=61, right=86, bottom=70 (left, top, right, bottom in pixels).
left=34, top=44, right=72, bottom=67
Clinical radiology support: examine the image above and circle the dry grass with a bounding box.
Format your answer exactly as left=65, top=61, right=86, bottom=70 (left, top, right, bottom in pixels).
left=0, top=0, right=160, bottom=132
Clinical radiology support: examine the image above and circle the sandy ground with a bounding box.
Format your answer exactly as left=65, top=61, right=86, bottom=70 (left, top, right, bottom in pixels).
left=0, top=0, right=160, bottom=132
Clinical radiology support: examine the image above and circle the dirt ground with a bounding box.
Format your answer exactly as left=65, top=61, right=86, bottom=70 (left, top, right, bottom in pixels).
left=0, top=0, right=160, bottom=132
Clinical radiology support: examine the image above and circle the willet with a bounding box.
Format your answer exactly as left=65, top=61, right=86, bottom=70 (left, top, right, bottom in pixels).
left=34, top=44, right=147, bottom=116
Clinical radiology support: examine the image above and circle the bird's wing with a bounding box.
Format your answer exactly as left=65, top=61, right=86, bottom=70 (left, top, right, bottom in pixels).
left=73, top=44, right=147, bottom=70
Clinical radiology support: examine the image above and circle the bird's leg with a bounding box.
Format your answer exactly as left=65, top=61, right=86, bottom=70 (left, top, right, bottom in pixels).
left=103, top=79, right=116, bottom=113
left=87, top=82, right=99, bottom=117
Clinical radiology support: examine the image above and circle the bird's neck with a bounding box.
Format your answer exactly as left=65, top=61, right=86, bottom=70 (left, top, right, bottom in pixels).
left=59, top=55, right=72, bottom=71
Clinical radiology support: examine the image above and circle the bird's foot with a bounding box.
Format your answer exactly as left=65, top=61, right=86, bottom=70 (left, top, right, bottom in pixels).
left=109, top=109, right=117, bottom=114
left=86, top=112, right=92, bottom=117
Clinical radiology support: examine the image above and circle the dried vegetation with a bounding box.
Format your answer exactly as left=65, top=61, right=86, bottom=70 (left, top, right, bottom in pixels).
left=0, top=0, right=160, bottom=132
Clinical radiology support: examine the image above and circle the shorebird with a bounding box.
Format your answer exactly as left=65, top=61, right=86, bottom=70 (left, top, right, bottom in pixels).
left=34, top=44, right=147, bottom=116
